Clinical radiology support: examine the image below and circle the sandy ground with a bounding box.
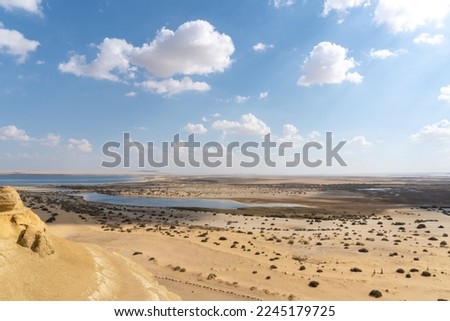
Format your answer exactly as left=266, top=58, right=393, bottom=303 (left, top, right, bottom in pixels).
left=18, top=176, right=450, bottom=301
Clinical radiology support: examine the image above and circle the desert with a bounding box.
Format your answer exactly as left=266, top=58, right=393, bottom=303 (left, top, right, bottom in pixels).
left=2, top=175, right=449, bottom=301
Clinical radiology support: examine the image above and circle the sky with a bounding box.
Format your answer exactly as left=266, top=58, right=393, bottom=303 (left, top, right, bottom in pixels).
left=1, top=0, right=450, bottom=175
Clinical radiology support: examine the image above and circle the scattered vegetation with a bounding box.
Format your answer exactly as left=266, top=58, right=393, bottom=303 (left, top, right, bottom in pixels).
left=369, top=290, right=382, bottom=298
left=308, top=281, right=319, bottom=288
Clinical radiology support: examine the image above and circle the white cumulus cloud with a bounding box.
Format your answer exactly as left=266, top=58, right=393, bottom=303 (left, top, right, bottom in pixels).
left=132, top=20, right=234, bottom=78
left=59, top=20, right=234, bottom=96
left=414, top=33, right=445, bottom=45
left=183, top=123, right=208, bottom=134
left=212, top=113, right=270, bottom=136
left=140, top=77, right=210, bottom=96
left=349, top=136, right=372, bottom=147
left=68, top=138, right=93, bottom=153
left=253, top=42, right=274, bottom=52
left=125, top=91, right=136, bottom=97
left=369, top=48, right=405, bottom=59
left=323, top=0, right=370, bottom=16
left=0, top=125, right=31, bottom=141
left=280, top=124, right=303, bottom=142
left=0, top=25, right=39, bottom=63
left=271, top=0, right=295, bottom=8
left=411, top=119, right=450, bottom=141
left=298, top=41, right=362, bottom=86
left=374, top=0, right=450, bottom=33
left=0, top=0, right=42, bottom=15
left=39, top=133, right=61, bottom=147
left=438, top=85, right=450, bottom=103
left=59, top=38, right=134, bottom=81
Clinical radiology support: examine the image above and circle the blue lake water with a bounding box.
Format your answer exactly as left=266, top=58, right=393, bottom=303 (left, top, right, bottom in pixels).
left=0, top=174, right=136, bottom=186
left=79, top=192, right=305, bottom=210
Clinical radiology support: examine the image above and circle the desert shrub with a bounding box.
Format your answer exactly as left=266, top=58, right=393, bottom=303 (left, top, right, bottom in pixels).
left=369, top=290, right=382, bottom=298
left=350, top=267, right=362, bottom=272
left=207, top=273, right=216, bottom=280
left=308, top=281, right=319, bottom=288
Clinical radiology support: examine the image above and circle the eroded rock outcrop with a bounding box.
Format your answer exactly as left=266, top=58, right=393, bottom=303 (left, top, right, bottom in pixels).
left=0, top=186, right=54, bottom=256
left=0, top=186, right=179, bottom=301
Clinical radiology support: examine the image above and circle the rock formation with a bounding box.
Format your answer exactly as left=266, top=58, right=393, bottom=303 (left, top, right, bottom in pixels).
left=0, top=186, right=179, bottom=301
left=0, top=186, right=54, bottom=256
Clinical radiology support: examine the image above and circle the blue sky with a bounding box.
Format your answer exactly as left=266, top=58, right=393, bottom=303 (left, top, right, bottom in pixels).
left=1, top=0, right=450, bottom=174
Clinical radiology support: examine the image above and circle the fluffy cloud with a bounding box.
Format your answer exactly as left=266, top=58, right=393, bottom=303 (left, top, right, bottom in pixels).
left=253, top=42, right=274, bottom=52
left=322, top=0, right=370, bottom=16
left=183, top=123, right=208, bottom=134
left=125, top=91, right=136, bottom=97
left=374, top=0, right=450, bottom=33
left=369, top=49, right=395, bottom=59
left=298, top=41, right=362, bottom=86
left=438, top=85, right=450, bottom=103
left=59, top=20, right=234, bottom=95
left=411, top=119, right=450, bottom=141
left=68, top=138, right=93, bottom=153
left=414, top=33, right=445, bottom=45
left=0, top=125, right=31, bottom=141
left=59, top=38, right=134, bottom=81
left=280, top=124, right=303, bottom=142
left=211, top=113, right=270, bottom=136
left=349, top=136, right=372, bottom=147
left=132, top=20, right=234, bottom=77
left=271, top=0, right=295, bottom=8
left=0, top=0, right=42, bottom=15
left=0, top=25, right=39, bottom=63
left=369, top=48, right=406, bottom=59
left=140, top=77, right=210, bottom=96
left=39, top=133, right=61, bottom=147
left=0, top=125, right=90, bottom=152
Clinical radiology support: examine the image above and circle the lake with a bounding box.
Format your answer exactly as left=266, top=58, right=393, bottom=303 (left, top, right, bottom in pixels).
left=79, top=192, right=306, bottom=210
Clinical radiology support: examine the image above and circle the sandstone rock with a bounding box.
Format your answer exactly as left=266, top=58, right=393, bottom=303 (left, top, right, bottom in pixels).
left=0, top=186, right=23, bottom=212
left=0, top=186, right=54, bottom=256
